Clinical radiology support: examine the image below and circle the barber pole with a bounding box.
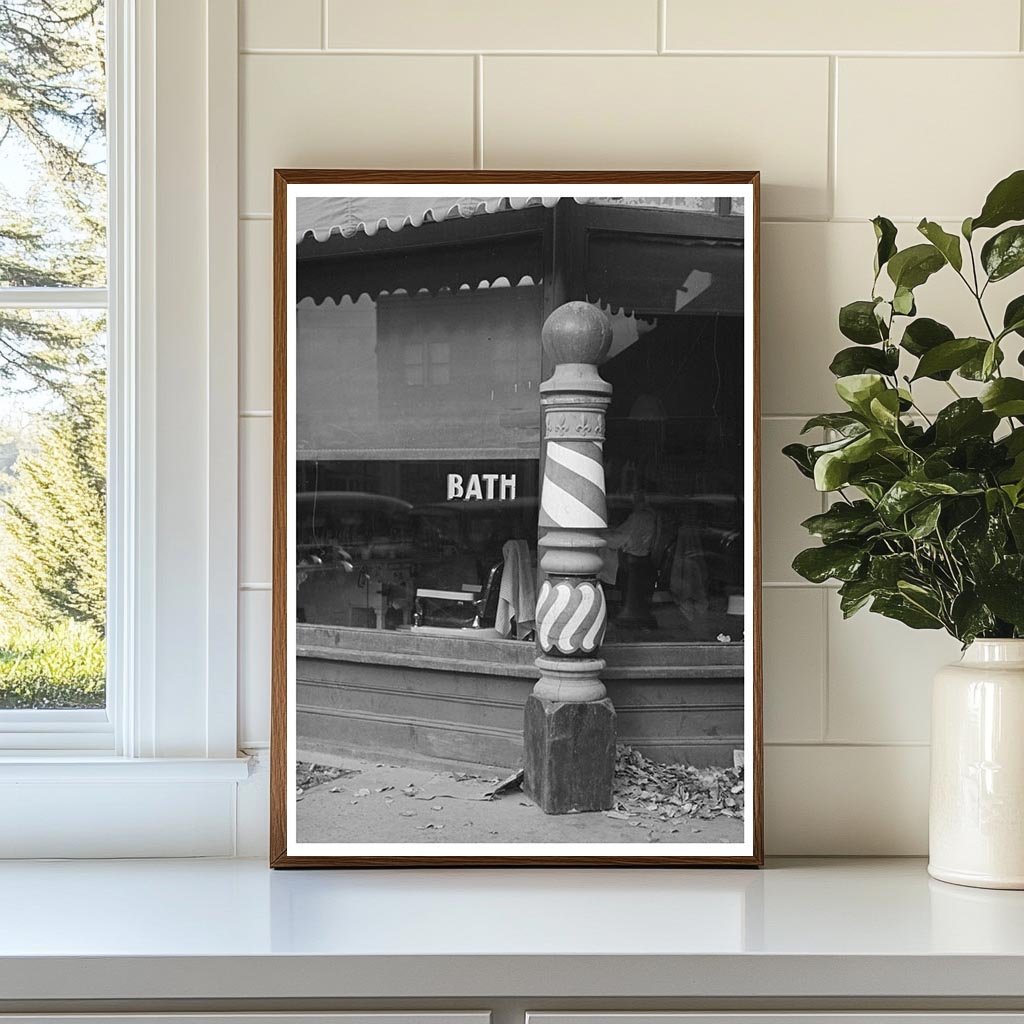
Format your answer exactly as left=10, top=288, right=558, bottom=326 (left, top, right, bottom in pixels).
left=524, top=301, right=616, bottom=815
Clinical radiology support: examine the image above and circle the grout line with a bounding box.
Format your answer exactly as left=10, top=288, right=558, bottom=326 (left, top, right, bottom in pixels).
left=321, top=0, right=328, bottom=50
left=820, top=587, right=830, bottom=743
left=239, top=47, right=661, bottom=56
left=657, top=0, right=666, bottom=54
left=474, top=55, right=484, bottom=169
left=240, top=410, right=272, bottom=418
left=762, top=580, right=835, bottom=589
left=240, top=582, right=272, bottom=591
left=237, top=47, right=1024, bottom=57
left=765, top=740, right=931, bottom=748
left=240, top=212, right=272, bottom=221
left=1021, top=0, right=1024, bottom=52
left=827, top=56, right=838, bottom=220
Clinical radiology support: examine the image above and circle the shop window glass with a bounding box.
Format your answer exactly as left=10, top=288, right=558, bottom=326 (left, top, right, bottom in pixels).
left=295, top=282, right=544, bottom=639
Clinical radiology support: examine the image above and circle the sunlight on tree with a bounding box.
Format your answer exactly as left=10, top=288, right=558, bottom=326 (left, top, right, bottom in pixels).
left=0, top=0, right=106, bottom=708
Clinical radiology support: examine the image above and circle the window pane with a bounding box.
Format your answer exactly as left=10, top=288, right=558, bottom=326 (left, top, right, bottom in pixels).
left=296, top=285, right=543, bottom=457
left=296, top=458, right=539, bottom=635
left=569, top=202, right=747, bottom=645
left=0, top=1, right=107, bottom=288
left=0, top=309, right=106, bottom=708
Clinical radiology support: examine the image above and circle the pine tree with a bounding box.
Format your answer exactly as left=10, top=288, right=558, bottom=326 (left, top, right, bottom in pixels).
left=0, top=373, right=105, bottom=631
left=0, top=0, right=106, bottom=393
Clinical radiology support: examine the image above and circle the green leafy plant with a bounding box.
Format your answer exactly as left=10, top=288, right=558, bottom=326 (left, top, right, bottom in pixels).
left=786, top=170, right=1024, bottom=644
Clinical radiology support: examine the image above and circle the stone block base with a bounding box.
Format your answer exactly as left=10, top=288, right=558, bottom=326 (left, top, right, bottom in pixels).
left=522, top=694, right=615, bottom=814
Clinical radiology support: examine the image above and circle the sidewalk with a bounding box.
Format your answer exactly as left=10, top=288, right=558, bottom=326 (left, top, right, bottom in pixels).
left=295, top=751, right=745, bottom=845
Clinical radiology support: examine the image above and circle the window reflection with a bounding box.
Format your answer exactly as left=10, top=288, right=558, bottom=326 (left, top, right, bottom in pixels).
left=598, top=312, right=744, bottom=643
left=296, top=458, right=539, bottom=636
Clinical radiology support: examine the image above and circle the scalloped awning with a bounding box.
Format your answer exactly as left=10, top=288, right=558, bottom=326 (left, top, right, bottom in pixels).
left=295, top=196, right=560, bottom=245
left=294, top=196, right=733, bottom=245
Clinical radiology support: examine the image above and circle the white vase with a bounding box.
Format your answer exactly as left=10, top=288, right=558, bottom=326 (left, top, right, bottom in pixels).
left=929, top=639, right=1024, bottom=889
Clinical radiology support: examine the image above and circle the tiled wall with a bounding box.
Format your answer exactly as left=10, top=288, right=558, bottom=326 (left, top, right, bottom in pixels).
left=236, top=0, right=1024, bottom=854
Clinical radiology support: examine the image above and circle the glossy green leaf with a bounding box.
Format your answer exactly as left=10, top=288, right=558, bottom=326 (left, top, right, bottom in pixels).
left=911, top=337, right=987, bottom=381
left=908, top=500, right=942, bottom=540
left=792, top=542, right=866, bottom=584
left=814, top=450, right=850, bottom=491
left=950, top=593, right=995, bottom=644
left=800, top=412, right=865, bottom=435
left=800, top=501, right=879, bottom=543
left=900, top=317, right=954, bottom=359
left=877, top=479, right=958, bottom=524
left=982, top=341, right=1001, bottom=381
left=933, top=399, right=998, bottom=444
left=868, top=389, right=902, bottom=431
left=886, top=243, right=946, bottom=291
left=1003, top=295, right=1024, bottom=340
left=981, top=225, right=1024, bottom=282
left=892, top=286, right=916, bottom=316
left=976, top=578, right=1024, bottom=629
left=917, top=218, right=963, bottom=272
left=960, top=344, right=1004, bottom=381
left=839, top=299, right=886, bottom=345
left=838, top=578, right=877, bottom=618
left=971, top=169, right=1024, bottom=232
left=781, top=442, right=814, bottom=479
left=872, top=216, right=898, bottom=277
left=829, top=345, right=899, bottom=378
left=835, top=373, right=887, bottom=413
left=980, top=378, right=1024, bottom=418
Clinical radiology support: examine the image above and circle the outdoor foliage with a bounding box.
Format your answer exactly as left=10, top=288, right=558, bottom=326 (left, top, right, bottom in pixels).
left=0, top=619, right=104, bottom=708
left=785, top=169, right=1024, bottom=644
left=0, top=0, right=106, bottom=707
left=0, top=376, right=105, bottom=632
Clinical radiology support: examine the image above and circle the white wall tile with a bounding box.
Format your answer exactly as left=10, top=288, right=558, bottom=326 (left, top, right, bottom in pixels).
left=482, top=56, right=831, bottom=220
left=240, top=416, right=273, bottom=587
left=766, top=744, right=929, bottom=854
left=762, top=587, right=825, bottom=743
left=239, top=589, right=272, bottom=746
left=667, top=0, right=1021, bottom=53
left=327, top=0, right=658, bottom=51
left=241, top=0, right=321, bottom=50
left=761, top=418, right=824, bottom=584
left=827, top=599, right=961, bottom=744
left=836, top=58, right=1024, bottom=221
left=240, top=219, right=272, bottom=412
left=240, top=55, right=474, bottom=214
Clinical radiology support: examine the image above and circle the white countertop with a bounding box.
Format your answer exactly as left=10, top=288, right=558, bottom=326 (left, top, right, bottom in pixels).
left=2, top=857, right=1024, bottom=1002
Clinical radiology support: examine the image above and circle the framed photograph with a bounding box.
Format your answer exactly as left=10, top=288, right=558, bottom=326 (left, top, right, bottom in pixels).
left=271, top=171, right=762, bottom=866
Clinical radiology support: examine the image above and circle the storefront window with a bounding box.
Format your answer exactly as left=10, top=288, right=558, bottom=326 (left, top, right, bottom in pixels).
left=598, top=312, right=744, bottom=644
left=296, top=281, right=543, bottom=639
left=293, top=195, right=745, bottom=648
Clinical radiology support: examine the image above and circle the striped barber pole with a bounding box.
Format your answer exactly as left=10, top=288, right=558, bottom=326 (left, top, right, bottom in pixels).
left=538, top=439, right=607, bottom=530
left=535, top=577, right=607, bottom=656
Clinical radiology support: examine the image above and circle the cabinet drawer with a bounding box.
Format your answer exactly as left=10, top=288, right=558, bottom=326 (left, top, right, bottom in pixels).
left=0, top=1016, right=490, bottom=1024
left=528, top=1016, right=1024, bottom=1024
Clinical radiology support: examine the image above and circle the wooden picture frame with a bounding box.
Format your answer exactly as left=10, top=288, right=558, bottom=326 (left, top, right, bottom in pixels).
left=271, top=170, right=762, bottom=867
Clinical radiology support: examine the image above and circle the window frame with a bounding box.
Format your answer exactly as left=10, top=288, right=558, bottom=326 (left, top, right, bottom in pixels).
left=0, top=3, right=116, bottom=750
left=0, top=0, right=247, bottom=859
